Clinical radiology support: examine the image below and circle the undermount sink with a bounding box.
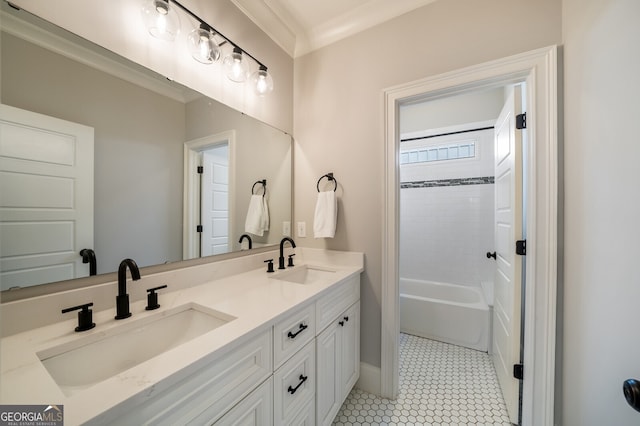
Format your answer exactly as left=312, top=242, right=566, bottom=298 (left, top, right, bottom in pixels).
left=38, top=303, right=235, bottom=396
left=271, top=264, right=337, bottom=285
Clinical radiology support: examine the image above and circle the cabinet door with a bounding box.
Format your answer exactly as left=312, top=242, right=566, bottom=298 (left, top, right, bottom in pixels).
left=213, top=377, right=273, bottom=426
left=274, top=340, right=315, bottom=425
left=340, top=301, right=360, bottom=394
left=316, top=321, right=341, bottom=426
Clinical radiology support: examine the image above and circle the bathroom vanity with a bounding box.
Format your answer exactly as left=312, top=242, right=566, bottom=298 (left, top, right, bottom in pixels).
left=0, top=248, right=363, bottom=425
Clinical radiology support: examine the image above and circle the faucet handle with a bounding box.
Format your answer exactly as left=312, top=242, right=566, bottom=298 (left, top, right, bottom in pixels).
left=287, top=253, right=296, bottom=267
left=62, top=302, right=96, bottom=332
left=264, top=259, right=274, bottom=273
left=145, top=285, right=168, bottom=311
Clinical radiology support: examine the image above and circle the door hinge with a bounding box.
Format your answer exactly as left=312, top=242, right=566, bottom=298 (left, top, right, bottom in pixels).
left=197, top=166, right=204, bottom=174
left=516, top=240, right=526, bottom=256
left=513, top=363, right=524, bottom=380
left=196, top=225, right=203, bottom=233
left=516, top=113, right=527, bottom=129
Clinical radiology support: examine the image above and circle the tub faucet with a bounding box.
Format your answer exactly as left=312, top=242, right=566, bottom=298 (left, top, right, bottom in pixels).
left=278, top=237, right=296, bottom=269
left=115, top=258, right=140, bottom=320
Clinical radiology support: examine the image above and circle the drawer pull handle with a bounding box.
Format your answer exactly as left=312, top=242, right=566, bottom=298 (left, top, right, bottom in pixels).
left=287, top=323, right=308, bottom=339
left=343, top=316, right=349, bottom=322
left=288, top=374, right=308, bottom=395
left=339, top=320, right=345, bottom=326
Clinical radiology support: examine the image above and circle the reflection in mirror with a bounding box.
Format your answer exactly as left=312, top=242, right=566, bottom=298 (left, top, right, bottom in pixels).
left=0, top=4, right=291, bottom=293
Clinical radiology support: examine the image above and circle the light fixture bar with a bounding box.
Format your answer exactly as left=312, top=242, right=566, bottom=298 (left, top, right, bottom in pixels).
left=170, top=0, right=267, bottom=71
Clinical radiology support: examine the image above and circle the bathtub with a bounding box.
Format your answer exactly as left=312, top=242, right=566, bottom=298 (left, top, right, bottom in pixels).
left=400, top=278, right=490, bottom=352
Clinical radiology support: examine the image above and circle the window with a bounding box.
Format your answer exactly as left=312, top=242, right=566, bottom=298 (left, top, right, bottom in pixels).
left=400, top=141, right=476, bottom=165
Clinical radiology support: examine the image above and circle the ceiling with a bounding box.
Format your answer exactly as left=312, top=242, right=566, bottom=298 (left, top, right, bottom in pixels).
left=231, top=0, right=439, bottom=57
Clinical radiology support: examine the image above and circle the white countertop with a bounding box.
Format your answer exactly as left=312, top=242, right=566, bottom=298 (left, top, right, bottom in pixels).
left=0, top=249, right=363, bottom=425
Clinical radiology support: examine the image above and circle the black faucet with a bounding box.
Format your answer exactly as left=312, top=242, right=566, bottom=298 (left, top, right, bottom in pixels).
left=239, top=234, right=253, bottom=250
left=278, top=237, right=296, bottom=270
left=115, top=258, right=140, bottom=320
left=79, top=248, right=97, bottom=276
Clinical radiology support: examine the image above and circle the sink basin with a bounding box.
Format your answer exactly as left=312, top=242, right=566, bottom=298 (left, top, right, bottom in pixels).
left=38, top=303, right=235, bottom=396
left=271, top=264, right=337, bottom=285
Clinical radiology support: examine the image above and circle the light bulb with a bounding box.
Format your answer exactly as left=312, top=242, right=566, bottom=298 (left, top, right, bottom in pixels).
left=250, top=65, right=274, bottom=96
left=187, top=25, right=220, bottom=64
left=141, top=0, right=180, bottom=41
left=223, top=47, right=250, bottom=83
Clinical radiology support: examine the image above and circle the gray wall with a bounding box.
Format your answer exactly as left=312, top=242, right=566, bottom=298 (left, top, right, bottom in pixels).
left=562, top=0, right=640, bottom=423
left=2, top=33, right=185, bottom=272
left=293, top=0, right=562, bottom=371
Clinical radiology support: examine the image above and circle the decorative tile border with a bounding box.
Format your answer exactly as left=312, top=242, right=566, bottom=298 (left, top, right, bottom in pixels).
left=400, top=176, right=494, bottom=189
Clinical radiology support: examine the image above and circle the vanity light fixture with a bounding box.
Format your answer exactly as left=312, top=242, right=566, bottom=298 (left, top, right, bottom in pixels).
left=250, top=65, right=274, bottom=96
left=141, top=0, right=180, bottom=41
left=223, top=47, right=250, bottom=82
left=140, top=0, right=273, bottom=95
left=187, top=23, right=220, bottom=64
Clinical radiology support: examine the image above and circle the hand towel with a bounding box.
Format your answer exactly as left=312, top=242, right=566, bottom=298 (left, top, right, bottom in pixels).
left=313, top=190, right=337, bottom=238
left=261, top=195, right=270, bottom=232
left=245, top=194, right=268, bottom=236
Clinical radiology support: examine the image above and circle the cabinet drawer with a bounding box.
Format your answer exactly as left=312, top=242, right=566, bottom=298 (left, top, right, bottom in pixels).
left=273, top=340, right=315, bottom=425
left=98, top=329, right=272, bottom=425
left=212, top=377, right=273, bottom=426
left=316, top=274, right=360, bottom=332
left=273, top=303, right=315, bottom=369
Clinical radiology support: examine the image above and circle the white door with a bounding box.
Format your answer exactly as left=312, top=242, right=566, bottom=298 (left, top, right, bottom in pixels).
left=200, top=145, right=229, bottom=256
left=0, top=104, right=94, bottom=289
left=492, top=86, right=524, bottom=424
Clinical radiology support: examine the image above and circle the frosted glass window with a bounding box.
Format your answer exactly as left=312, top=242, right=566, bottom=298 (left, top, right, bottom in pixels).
left=400, top=141, right=476, bottom=165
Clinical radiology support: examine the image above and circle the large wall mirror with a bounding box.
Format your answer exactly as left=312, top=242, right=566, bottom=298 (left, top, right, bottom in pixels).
left=0, top=3, right=292, bottom=297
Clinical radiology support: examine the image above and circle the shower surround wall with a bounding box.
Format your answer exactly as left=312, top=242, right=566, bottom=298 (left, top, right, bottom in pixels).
left=399, top=127, right=495, bottom=287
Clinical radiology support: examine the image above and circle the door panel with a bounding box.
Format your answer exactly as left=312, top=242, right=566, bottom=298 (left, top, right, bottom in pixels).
left=200, top=146, right=229, bottom=256
left=0, top=104, right=94, bottom=290
left=492, top=86, right=523, bottom=424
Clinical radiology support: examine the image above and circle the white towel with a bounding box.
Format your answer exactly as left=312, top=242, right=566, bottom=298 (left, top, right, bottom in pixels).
left=314, top=190, right=337, bottom=238
left=245, top=194, right=269, bottom=236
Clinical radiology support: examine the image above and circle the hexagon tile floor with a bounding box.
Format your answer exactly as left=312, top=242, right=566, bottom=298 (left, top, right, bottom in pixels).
left=332, top=333, right=512, bottom=425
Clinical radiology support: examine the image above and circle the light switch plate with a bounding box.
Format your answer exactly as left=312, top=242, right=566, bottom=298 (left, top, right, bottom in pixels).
left=283, top=221, right=291, bottom=236
left=297, top=221, right=306, bottom=238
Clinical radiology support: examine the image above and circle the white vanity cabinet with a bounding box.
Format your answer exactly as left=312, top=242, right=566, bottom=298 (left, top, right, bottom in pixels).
left=97, top=329, right=272, bottom=425
left=315, top=275, right=361, bottom=426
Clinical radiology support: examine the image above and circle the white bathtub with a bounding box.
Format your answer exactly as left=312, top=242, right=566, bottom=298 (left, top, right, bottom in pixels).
left=400, top=278, right=490, bottom=352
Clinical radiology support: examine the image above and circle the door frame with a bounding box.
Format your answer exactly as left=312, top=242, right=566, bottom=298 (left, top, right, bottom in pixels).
left=183, top=130, right=236, bottom=259
left=382, top=46, right=558, bottom=425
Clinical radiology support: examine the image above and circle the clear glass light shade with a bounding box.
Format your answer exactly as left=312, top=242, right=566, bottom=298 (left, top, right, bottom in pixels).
left=223, top=48, right=250, bottom=83
left=141, top=0, right=180, bottom=41
left=250, top=67, right=274, bottom=96
left=187, top=27, right=220, bottom=64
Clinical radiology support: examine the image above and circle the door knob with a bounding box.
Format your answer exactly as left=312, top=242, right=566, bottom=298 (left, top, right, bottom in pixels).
left=623, top=379, right=640, bottom=412
left=486, top=251, right=497, bottom=260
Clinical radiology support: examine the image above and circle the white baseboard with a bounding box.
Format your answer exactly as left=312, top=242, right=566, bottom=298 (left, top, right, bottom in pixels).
left=355, top=362, right=381, bottom=396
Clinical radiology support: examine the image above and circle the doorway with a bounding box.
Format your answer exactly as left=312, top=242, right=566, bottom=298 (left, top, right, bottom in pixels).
left=382, top=46, right=559, bottom=425
left=183, top=131, right=236, bottom=260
